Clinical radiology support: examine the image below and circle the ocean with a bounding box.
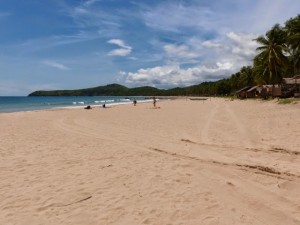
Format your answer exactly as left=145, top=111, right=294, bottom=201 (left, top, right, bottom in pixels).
left=0, top=96, right=152, bottom=113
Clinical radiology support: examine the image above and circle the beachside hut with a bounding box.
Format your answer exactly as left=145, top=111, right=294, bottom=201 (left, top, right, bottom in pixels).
left=283, top=75, right=300, bottom=84
left=263, top=85, right=281, bottom=97
left=236, top=86, right=251, bottom=98
left=255, top=85, right=282, bottom=98
left=271, top=85, right=282, bottom=97
left=283, top=75, right=300, bottom=97
left=245, top=86, right=258, bottom=98
left=237, top=85, right=282, bottom=98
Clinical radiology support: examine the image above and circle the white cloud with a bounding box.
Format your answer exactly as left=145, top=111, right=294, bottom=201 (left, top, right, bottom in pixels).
left=43, top=60, right=70, bottom=70
left=202, top=32, right=258, bottom=64
left=108, top=39, right=130, bottom=49
left=83, top=0, right=102, bottom=7
left=122, top=31, right=263, bottom=88
left=202, top=40, right=224, bottom=50
left=107, top=39, right=132, bottom=56
left=108, top=48, right=131, bottom=56
left=125, top=62, right=234, bottom=88
left=164, top=44, right=200, bottom=59
left=226, top=32, right=259, bottom=58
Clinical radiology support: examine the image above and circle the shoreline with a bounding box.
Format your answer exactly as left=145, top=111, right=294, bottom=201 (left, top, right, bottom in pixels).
left=0, top=97, right=164, bottom=114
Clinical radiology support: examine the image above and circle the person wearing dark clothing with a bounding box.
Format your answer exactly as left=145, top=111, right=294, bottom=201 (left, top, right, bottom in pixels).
left=153, top=97, right=156, bottom=107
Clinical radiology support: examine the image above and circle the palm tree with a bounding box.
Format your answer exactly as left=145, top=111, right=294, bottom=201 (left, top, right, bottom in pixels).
left=285, top=15, right=300, bottom=75
left=253, top=24, right=289, bottom=84
left=240, top=66, right=255, bottom=86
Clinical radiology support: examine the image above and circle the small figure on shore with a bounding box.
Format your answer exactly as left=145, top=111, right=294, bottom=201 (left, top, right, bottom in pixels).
left=133, top=99, right=137, bottom=106
left=153, top=96, right=157, bottom=108
left=102, top=104, right=106, bottom=108
left=84, top=105, right=92, bottom=109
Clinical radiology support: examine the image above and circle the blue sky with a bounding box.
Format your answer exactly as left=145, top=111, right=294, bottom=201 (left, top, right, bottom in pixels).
left=0, top=0, right=299, bottom=95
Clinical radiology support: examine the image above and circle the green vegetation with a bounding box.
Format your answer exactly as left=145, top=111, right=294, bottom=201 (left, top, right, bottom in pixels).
left=29, top=15, right=300, bottom=97
left=278, top=98, right=299, bottom=104
left=254, top=24, right=289, bottom=85
left=29, top=83, right=171, bottom=96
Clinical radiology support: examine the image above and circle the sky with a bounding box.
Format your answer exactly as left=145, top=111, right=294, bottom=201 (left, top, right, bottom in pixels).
left=0, top=0, right=299, bottom=96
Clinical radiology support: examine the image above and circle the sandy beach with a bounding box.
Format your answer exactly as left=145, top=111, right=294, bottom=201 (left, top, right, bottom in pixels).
left=0, top=98, right=300, bottom=225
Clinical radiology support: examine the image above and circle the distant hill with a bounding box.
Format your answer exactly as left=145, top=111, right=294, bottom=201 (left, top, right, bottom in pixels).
left=28, top=79, right=235, bottom=97
left=28, top=84, right=166, bottom=96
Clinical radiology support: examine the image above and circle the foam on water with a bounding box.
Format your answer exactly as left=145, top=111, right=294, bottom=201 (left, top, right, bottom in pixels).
left=95, top=100, right=115, bottom=103
left=72, top=101, right=85, bottom=105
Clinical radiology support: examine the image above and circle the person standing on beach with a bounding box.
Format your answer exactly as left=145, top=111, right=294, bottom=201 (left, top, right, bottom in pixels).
left=133, top=99, right=137, bottom=106
left=153, top=96, right=157, bottom=108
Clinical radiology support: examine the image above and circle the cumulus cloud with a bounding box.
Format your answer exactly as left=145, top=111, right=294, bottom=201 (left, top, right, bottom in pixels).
left=202, top=32, right=258, bottom=66
left=43, top=60, right=70, bottom=70
left=107, top=39, right=132, bottom=56
left=226, top=32, right=259, bottom=58
left=125, top=62, right=234, bottom=88
left=123, top=31, right=259, bottom=88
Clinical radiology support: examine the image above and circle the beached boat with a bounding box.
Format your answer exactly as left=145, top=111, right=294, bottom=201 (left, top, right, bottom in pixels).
left=189, top=97, right=208, bottom=101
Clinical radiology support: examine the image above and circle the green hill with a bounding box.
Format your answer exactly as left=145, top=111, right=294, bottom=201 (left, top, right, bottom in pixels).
left=28, top=84, right=165, bottom=96
left=28, top=81, right=231, bottom=97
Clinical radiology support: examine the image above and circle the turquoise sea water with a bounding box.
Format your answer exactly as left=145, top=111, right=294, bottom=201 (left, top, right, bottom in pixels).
left=0, top=96, right=151, bottom=113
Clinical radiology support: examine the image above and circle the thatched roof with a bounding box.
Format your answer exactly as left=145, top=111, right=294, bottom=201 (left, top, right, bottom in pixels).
left=246, top=86, right=258, bottom=92
left=236, top=86, right=251, bottom=93
left=283, top=75, right=300, bottom=84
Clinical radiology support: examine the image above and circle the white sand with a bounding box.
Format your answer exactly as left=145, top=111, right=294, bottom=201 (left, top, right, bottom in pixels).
left=0, top=98, right=300, bottom=225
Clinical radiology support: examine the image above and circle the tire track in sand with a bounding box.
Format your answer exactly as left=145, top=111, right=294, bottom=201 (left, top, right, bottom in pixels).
left=200, top=100, right=256, bottom=149
left=200, top=100, right=220, bottom=144
left=224, top=102, right=256, bottom=149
